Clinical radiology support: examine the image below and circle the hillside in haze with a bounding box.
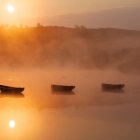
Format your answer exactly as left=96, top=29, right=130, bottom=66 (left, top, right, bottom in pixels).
left=25, top=7, right=140, bottom=30
left=0, top=26, right=140, bottom=74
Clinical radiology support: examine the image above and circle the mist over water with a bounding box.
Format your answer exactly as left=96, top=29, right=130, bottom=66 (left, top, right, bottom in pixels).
left=0, top=69, right=140, bottom=108
left=0, top=69, right=140, bottom=140
left=0, top=27, right=140, bottom=140
left=0, top=27, right=140, bottom=74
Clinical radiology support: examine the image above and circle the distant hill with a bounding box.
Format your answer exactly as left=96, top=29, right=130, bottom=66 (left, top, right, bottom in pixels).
left=24, top=7, right=140, bottom=30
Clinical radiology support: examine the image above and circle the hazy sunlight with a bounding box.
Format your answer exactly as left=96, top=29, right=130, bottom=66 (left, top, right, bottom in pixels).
left=9, top=120, right=15, bottom=128
left=6, top=4, right=15, bottom=13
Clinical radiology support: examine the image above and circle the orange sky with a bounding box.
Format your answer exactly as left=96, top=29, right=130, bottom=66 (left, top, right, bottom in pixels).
left=0, top=0, right=140, bottom=25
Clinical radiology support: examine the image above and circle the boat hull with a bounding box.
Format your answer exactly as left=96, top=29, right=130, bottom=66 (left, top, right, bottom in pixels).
left=51, top=84, right=75, bottom=92
left=0, top=85, right=24, bottom=93
left=102, top=83, right=125, bottom=92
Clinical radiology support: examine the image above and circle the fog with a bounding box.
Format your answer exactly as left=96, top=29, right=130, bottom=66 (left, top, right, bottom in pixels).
left=0, top=26, right=140, bottom=140
left=0, top=26, right=140, bottom=74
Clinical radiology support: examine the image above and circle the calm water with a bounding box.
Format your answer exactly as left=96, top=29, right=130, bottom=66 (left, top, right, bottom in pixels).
left=0, top=70, right=140, bottom=140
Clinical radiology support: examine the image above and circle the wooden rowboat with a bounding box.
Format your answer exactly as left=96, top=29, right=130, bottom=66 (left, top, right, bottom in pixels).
left=102, top=83, right=125, bottom=91
left=0, top=85, right=24, bottom=93
left=51, top=84, right=75, bottom=92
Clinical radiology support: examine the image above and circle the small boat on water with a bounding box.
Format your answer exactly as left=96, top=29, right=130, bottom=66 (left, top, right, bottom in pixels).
left=0, top=85, right=24, bottom=93
left=51, top=84, right=75, bottom=92
left=102, top=83, right=125, bottom=91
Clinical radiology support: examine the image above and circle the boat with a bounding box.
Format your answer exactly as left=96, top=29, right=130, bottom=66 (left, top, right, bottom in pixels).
left=0, top=85, right=24, bottom=93
left=102, top=83, right=125, bottom=91
left=51, top=84, right=75, bottom=92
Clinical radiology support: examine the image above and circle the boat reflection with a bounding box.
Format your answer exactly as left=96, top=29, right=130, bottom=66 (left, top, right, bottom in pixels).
left=0, top=92, right=24, bottom=98
left=102, top=89, right=125, bottom=93
left=51, top=91, right=75, bottom=95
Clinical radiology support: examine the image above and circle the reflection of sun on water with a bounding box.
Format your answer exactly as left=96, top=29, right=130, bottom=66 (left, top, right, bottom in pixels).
left=9, top=120, right=15, bottom=128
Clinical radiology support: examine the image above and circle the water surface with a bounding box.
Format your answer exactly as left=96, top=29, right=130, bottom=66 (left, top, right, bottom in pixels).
left=0, top=70, right=140, bottom=140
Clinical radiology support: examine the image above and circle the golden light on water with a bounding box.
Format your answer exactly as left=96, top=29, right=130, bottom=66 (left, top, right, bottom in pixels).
left=6, top=4, right=15, bottom=13
left=9, top=120, right=15, bottom=128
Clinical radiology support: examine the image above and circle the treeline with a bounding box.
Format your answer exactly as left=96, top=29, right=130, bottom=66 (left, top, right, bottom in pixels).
left=0, top=26, right=140, bottom=73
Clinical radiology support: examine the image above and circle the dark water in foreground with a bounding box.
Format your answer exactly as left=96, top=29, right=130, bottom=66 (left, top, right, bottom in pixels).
left=0, top=70, right=140, bottom=140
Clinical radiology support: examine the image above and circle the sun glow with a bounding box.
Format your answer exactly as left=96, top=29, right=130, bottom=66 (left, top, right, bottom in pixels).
left=6, top=4, right=15, bottom=13
left=9, top=120, right=15, bottom=128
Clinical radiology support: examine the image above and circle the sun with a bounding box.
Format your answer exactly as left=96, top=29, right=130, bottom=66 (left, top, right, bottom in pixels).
left=9, top=120, right=16, bottom=128
left=6, top=4, right=15, bottom=13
